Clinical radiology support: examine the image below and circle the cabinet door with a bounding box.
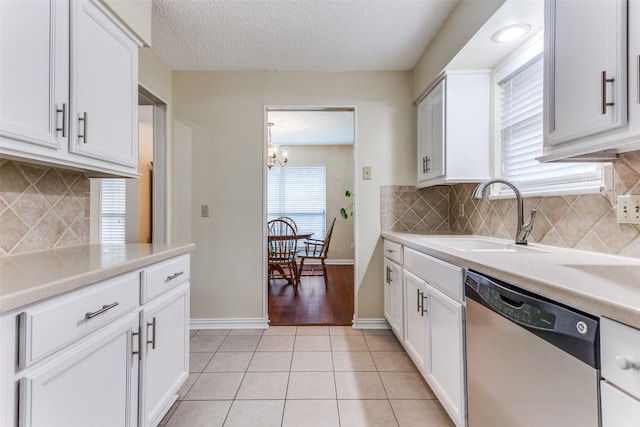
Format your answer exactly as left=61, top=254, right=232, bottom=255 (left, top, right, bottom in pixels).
left=19, top=312, right=139, bottom=427
left=70, top=0, right=138, bottom=167
left=417, top=79, right=445, bottom=184
left=0, top=0, right=68, bottom=151
left=140, top=283, right=189, bottom=427
left=427, top=284, right=465, bottom=427
left=384, top=259, right=404, bottom=340
left=403, top=271, right=429, bottom=373
left=384, top=259, right=394, bottom=327
left=545, top=0, right=627, bottom=145
left=601, top=381, right=640, bottom=427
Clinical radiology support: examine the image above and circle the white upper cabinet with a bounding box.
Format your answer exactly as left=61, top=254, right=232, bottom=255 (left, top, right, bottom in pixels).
left=0, top=0, right=141, bottom=177
left=69, top=0, right=138, bottom=168
left=541, top=0, right=640, bottom=160
left=0, top=0, right=69, bottom=151
left=416, top=71, right=491, bottom=188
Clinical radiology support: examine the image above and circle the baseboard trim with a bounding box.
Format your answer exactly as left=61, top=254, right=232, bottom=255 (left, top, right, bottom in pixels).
left=352, top=318, right=390, bottom=330
left=190, top=318, right=269, bottom=330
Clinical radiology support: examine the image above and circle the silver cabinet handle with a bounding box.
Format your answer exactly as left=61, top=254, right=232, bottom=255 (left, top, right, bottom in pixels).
left=417, top=289, right=422, bottom=313
left=166, top=271, right=184, bottom=282
left=616, top=355, right=640, bottom=371
left=56, top=103, right=67, bottom=137
left=422, top=156, right=431, bottom=174
left=421, top=294, right=428, bottom=316
left=147, top=317, right=157, bottom=350
left=78, top=112, right=88, bottom=143
left=132, top=328, right=141, bottom=361
left=85, top=301, right=119, bottom=320
left=601, top=71, right=615, bottom=114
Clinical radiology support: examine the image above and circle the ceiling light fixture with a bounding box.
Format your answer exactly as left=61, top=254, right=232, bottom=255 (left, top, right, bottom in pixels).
left=491, top=23, right=531, bottom=43
left=267, top=122, right=289, bottom=169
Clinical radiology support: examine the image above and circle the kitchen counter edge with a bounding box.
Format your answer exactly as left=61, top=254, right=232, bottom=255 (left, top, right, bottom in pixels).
left=0, top=243, right=195, bottom=314
left=382, top=232, right=640, bottom=329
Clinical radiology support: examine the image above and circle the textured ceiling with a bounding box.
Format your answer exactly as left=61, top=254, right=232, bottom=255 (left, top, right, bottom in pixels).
left=151, top=0, right=459, bottom=71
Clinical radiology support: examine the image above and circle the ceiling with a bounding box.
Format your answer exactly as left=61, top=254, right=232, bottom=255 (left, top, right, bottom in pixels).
left=150, top=0, right=543, bottom=145
left=151, top=0, right=459, bottom=72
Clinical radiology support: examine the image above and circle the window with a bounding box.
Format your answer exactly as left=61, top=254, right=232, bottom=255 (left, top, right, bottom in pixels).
left=268, top=166, right=327, bottom=238
left=495, top=36, right=603, bottom=197
left=100, top=179, right=126, bottom=243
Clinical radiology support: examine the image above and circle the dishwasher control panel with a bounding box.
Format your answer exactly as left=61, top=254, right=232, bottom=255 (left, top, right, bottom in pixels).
left=478, top=283, right=556, bottom=329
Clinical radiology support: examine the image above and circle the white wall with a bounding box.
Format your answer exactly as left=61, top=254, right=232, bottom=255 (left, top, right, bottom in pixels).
left=172, top=71, right=414, bottom=321
left=280, top=144, right=355, bottom=262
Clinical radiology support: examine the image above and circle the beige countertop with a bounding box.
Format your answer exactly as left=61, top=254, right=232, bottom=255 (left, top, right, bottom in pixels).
left=0, top=243, right=195, bottom=314
left=382, top=232, right=640, bottom=329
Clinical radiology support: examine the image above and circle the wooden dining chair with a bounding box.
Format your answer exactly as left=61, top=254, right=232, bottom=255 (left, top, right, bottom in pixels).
left=267, top=218, right=299, bottom=295
left=296, top=217, right=336, bottom=287
left=277, top=216, right=298, bottom=233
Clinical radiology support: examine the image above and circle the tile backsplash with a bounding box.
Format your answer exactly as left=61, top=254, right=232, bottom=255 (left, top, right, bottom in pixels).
left=0, top=160, right=89, bottom=255
left=381, top=151, right=640, bottom=258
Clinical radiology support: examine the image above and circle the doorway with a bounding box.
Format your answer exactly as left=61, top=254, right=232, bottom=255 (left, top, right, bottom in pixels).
left=90, top=86, right=168, bottom=244
left=264, top=107, right=356, bottom=325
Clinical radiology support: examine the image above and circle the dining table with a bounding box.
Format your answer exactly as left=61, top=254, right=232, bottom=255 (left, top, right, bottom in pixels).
left=267, top=231, right=314, bottom=285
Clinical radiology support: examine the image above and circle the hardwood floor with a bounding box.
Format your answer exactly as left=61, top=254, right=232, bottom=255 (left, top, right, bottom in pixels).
left=268, top=264, right=354, bottom=326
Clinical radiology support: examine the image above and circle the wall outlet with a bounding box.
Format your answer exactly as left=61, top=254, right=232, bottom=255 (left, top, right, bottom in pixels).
left=458, top=204, right=465, bottom=217
left=201, top=204, right=210, bottom=217
left=616, top=195, right=640, bottom=224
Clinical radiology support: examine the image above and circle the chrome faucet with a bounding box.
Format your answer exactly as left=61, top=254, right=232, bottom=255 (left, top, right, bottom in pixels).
left=472, top=179, right=537, bottom=245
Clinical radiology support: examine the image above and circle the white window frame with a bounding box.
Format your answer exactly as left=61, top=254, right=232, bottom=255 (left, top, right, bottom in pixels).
left=99, top=178, right=127, bottom=243
left=492, top=32, right=605, bottom=198
left=267, top=165, right=327, bottom=239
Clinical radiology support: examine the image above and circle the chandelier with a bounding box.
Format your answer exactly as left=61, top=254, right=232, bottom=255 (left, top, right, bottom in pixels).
left=267, top=122, right=289, bottom=169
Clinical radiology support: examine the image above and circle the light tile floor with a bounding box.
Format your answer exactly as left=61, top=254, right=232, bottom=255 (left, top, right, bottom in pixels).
left=160, top=326, right=455, bottom=427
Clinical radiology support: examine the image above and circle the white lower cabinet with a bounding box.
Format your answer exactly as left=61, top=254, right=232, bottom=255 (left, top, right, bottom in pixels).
left=19, top=312, right=139, bottom=427
left=403, top=271, right=429, bottom=371
left=139, top=283, right=190, bottom=427
left=384, top=257, right=404, bottom=340
left=600, top=317, right=640, bottom=426
left=426, top=284, right=464, bottom=427
left=0, top=253, right=192, bottom=427
left=400, top=246, right=466, bottom=427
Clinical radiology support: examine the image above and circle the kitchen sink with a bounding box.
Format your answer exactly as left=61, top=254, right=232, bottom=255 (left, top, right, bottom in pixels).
left=419, top=236, right=550, bottom=253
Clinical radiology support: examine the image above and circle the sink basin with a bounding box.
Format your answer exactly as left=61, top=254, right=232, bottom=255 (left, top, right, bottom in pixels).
left=419, top=236, right=550, bottom=253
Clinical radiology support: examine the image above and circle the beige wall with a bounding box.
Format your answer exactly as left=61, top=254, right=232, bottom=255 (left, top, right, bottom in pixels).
left=172, top=71, right=414, bottom=321
left=282, top=145, right=355, bottom=261
left=411, top=0, right=505, bottom=101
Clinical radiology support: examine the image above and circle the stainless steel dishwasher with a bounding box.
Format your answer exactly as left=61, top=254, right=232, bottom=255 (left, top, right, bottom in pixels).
left=465, top=270, right=600, bottom=427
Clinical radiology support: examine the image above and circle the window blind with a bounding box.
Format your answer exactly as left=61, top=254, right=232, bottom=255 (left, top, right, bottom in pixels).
left=100, top=179, right=126, bottom=243
left=498, top=52, right=602, bottom=196
left=268, top=166, right=327, bottom=238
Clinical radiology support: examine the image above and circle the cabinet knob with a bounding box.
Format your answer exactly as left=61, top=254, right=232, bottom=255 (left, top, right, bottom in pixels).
left=616, top=355, right=640, bottom=371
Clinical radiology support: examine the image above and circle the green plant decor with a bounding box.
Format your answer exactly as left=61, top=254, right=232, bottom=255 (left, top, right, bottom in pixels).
left=340, top=190, right=353, bottom=219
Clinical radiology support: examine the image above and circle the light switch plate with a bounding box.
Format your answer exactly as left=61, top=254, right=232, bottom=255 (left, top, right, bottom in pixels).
left=616, top=195, right=640, bottom=224
left=201, top=204, right=210, bottom=217
left=363, top=166, right=372, bottom=180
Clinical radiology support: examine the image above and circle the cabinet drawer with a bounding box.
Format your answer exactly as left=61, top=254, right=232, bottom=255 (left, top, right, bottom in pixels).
left=19, top=272, right=139, bottom=368
left=383, top=240, right=403, bottom=264
left=141, top=255, right=190, bottom=303
left=601, top=381, right=640, bottom=427
left=601, top=317, right=640, bottom=400
left=404, top=248, right=463, bottom=302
